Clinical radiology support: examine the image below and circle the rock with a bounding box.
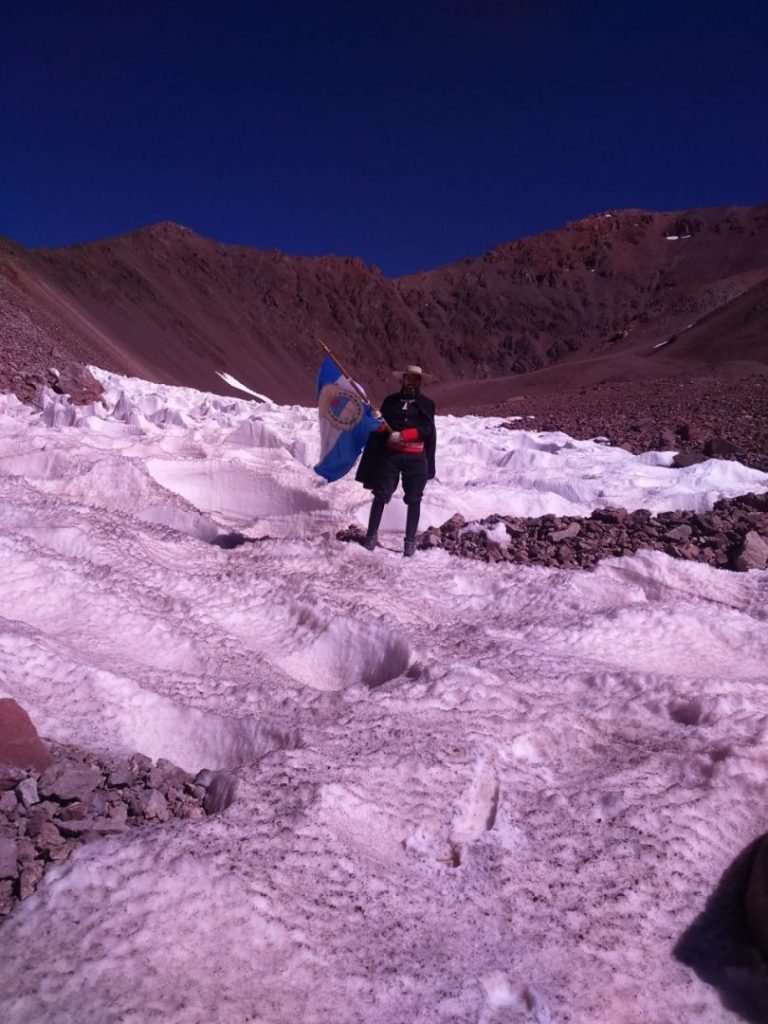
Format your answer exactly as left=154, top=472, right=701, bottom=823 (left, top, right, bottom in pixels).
left=58, top=818, right=125, bottom=837
left=107, top=802, right=128, bottom=826
left=58, top=801, right=89, bottom=821
left=15, top=838, right=36, bottom=862
left=90, top=818, right=127, bottom=835
left=665, top=525, right=693, bottom=543
left=0, top=699, right=53, bottom=771
left=0, top=837, right=18, bottom=878
left=591, top=508, right=628, bottom=524
left=46, top=843, right=72, bottom=863
left=672, top=452, right=708, bottom=468
left=24, top=805, right=52, bottom=838
left=130, top=753, right=154, bottom=774
left=0, top=766, right=25, bottom=791
left=676, top=543, right=701, bottom=561
left=38, top=762, right=102, bottom=802
left=737, top=493, right=768, bottom=513
left=203, top=772, right=237, bottom=815
left=16, top=777, right=40, bottom=808
left=34, top=821, right=66, bottom=852
left=18, top=859, right=45, bottom=899
left=733, top=531, right=768, bottom=572
left=656, top=429, right=677, bottom=450
left=441, top=513, right=467, bottom=531
left=142, top=789, right=170, bottom=821
left=107, top=762, right=134, bottom=787
left=556, top=544, right=576, bottom=564
left=55, top=819, right=95, bottom=838
left=195, top=769, right=217, bottom=789
left=551, top=522, right=581, bottom=542
left=88, top=789, right=109, bottom=816
left=125, top=791, right=144, bottom=819
left=703, top=436, right=737, bottom=456
left=0, top=791, right=19, bottom=815
left=181, top=804, right=206, bottom=820
left=51, top=363, right=104, bottom=406
left=148, top=759, right=190, bottom=788
left=0, top=880, right=14, bottom=915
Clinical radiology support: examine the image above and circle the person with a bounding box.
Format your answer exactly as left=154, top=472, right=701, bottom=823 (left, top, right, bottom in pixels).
left=356, top=365, right=436, bottom=557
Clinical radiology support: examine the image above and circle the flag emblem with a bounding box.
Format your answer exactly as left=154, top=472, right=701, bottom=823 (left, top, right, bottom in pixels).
left=320, top=384, right=364, bottom=430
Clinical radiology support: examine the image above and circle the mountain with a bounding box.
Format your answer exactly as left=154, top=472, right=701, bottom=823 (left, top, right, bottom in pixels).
left=1, top=204, right=767, bottom=407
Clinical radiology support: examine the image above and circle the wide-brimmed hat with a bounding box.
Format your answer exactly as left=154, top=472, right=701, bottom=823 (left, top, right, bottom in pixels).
left=391, top=364, right=434, bottom=381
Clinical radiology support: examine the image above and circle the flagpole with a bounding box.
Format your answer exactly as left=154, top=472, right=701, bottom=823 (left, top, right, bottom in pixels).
left=317, top=338, right=390, bottom=428
left=317, top=339, right=369, bottom=403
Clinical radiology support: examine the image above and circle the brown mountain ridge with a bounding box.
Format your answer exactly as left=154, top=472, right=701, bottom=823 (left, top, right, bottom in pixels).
left=1, top=203, right=767, bottom=413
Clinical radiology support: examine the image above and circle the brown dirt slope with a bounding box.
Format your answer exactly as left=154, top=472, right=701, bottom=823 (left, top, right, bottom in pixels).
left=0, top=223, right=438, bottom=403
left=416, top=205, right=768, bottom=392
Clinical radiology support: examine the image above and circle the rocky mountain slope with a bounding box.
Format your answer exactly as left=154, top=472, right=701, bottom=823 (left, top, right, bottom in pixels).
left=404, top=206, right=768, bottom=378
left=1, top=204, right=767, bottom=408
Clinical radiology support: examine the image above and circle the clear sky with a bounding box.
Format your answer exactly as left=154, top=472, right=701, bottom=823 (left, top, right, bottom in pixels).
left=2, top=0, right=767, bottom=276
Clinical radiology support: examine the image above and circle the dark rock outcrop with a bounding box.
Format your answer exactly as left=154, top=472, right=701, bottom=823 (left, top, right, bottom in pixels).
left=51, top=363, right=104, bottom=405
left=339, top=492, right=768, bottom=572
left=0, top=700, right=53, bottom=772
left=0, top=738, right=236, bottom=922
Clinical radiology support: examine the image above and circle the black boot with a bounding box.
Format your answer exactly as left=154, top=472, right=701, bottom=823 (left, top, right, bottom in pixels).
left=363, top=497, right=386, bottom=551
left=404, top=502, right=420, bottom=557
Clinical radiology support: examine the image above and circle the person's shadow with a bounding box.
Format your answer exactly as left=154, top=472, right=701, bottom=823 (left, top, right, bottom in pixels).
left=675, top=836, right=768, bottom=1022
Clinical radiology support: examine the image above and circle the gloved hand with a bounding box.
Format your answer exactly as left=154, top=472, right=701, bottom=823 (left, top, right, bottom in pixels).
left=389, top=431, right=402, bottom=442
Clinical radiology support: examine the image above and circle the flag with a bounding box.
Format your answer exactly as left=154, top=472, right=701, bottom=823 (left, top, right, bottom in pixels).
left=314, top=355, right=382, bottom=482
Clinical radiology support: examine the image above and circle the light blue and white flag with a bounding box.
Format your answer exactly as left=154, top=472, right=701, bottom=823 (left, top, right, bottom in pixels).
left=314, top=355, right=382, bottom=482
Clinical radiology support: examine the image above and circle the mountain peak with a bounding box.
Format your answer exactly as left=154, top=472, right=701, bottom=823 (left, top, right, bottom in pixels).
left=135, top=221, right=197, bottom=239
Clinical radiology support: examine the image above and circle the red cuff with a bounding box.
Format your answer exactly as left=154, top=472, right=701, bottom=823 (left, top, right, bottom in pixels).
left=401, top=427, right=419, bottom=442
left=376, top=423, right=388, bottom=433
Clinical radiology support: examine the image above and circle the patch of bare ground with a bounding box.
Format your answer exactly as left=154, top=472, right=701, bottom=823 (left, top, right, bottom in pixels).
left=339, top=492, right=768, bottom=572
left=482, top=375, right=768, bottom=474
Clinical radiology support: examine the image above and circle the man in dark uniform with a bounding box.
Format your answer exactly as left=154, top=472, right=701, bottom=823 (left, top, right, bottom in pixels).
left=355, top=365, right=436, bottom=557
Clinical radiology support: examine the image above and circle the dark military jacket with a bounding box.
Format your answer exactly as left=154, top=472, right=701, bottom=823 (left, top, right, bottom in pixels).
left=355, top=391, right=436, bottom=489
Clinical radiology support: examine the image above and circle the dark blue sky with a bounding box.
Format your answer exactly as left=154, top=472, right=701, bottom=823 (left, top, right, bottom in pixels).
left=2, top=1, right=766, bottom=276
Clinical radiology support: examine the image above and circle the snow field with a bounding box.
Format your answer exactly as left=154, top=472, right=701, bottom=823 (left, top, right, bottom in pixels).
left=0, top=369, right=766, bottom=1022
